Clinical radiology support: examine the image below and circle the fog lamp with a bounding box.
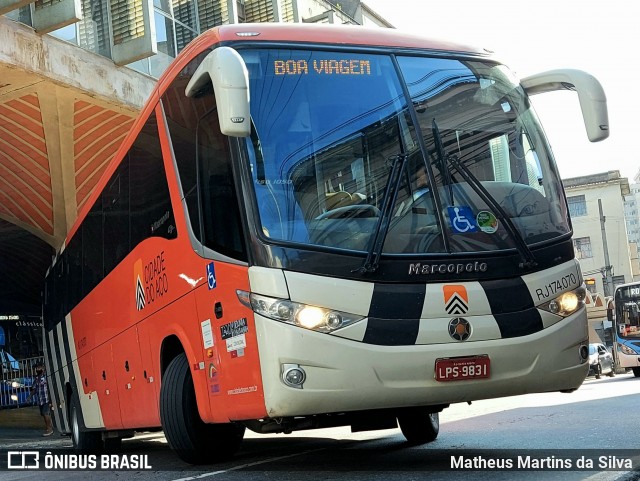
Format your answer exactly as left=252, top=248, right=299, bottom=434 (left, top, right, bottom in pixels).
left=282, top=364, right=306, bottom=389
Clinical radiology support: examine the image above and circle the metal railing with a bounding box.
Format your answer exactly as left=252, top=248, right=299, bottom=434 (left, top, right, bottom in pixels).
left=0, top=355, right=45, bottom=409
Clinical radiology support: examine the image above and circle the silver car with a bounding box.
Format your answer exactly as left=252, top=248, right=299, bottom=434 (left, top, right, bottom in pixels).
left=588, top=343, right=615, bottom=379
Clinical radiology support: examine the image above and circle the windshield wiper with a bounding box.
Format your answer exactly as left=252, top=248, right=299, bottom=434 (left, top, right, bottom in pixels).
left=448, top=155, right=536, bottom=268
left=435, top=127, right=537, bottom=269
left=355, top=152, right=408, bottom=273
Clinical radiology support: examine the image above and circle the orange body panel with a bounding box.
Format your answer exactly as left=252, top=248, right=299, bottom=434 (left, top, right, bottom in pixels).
left=68, top=95, right=269, bottom=430
left=89, top=342, right=122, bottom=429
left=192, top=262, right=266, bottom=422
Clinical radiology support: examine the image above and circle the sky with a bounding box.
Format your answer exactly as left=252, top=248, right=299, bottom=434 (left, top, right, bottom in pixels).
left=363, top=0, right=638, bottom=183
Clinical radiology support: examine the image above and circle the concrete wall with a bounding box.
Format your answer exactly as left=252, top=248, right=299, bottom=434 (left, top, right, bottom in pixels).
left=0, top=16, right=155, bottom=110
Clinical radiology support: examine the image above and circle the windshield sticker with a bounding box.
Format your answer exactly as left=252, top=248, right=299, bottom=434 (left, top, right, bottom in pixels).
left=476, top=211, right=498, bottom=234
left=274, top=59, right=371, bottom=76
left=448, top=206, right=478, bottom=234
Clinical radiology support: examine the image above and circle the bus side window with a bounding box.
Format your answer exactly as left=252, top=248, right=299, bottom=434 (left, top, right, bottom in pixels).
left=162, top=53, right=247, bottom=261
left=161, top=51, right=214, bottom=245
left=103, top=160, right=130, bottom=273
left=130, top=110, right=177, bottom=247
left=197, top=110, right=247, bottom=261
left=82, top=199, right=103, bottom=295
left=65, top=230, right=83, bottom=310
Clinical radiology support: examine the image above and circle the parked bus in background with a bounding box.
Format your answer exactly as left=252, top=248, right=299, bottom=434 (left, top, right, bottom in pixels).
left=1, top=315, right=44, bottom=408
left=610, top=283, right=640, bottom=377
left=42, top=23, right=609, bottom=463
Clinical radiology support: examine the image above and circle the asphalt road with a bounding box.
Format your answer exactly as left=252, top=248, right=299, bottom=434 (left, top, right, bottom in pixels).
left=1, top=372, right=639, bottom=481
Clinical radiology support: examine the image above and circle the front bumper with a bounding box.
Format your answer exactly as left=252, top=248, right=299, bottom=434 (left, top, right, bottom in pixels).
left=254, top=307, right=589, bottom=418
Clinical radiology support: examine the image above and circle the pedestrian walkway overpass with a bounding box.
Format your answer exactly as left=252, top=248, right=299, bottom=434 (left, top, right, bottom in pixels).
left=0, top=16, right=155, bottom=316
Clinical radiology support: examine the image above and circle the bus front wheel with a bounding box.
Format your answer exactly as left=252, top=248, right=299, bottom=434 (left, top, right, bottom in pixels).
left=397, top=408, right=439, bottom=445
left=632, top=367, right=640, bottom=378
left=70, top=396, right=102, bottom=453
left=160, top=352, right=245, bottom=464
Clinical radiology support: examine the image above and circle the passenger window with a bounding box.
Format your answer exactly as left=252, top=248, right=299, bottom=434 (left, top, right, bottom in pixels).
left=129, top=111, right=177, bottom=247
left=103, top=160, right=130, bottom=273
left=197, top=110, right=247, bottom=260
left=161, top=51, right=214, bottom=243
left=162, top=52, right=247, bottom=261
left=82, top=199, right=103, bottom=294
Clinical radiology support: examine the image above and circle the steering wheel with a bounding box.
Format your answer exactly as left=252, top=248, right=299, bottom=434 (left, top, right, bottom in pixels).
left=315, top=204, right=381, bottom=220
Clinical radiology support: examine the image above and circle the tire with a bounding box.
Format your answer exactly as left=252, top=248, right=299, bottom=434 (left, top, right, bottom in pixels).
left=397, top=408, right=439, bottom=445
left=70, top=395, right=103, bottom=453
left=160, top=353, right=245, bottom=464
left=633, top=367, right=640, bottom=378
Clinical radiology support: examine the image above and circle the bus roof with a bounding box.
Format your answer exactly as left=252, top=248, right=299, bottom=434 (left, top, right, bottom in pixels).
left=157, top=23, right=491, bottom=102
left=180, top=23, right=488, bottom=62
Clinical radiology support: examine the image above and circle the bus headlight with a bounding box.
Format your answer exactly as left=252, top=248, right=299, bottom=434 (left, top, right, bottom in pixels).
left=620, top=344, right=638, bottom=355
left=237, top=291, right=363, bottom=333
left=539, top=285, right=586, bottom=317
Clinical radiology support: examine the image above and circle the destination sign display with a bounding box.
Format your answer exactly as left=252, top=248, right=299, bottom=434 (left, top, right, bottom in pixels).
left=274, top=59, right=371, bottom=76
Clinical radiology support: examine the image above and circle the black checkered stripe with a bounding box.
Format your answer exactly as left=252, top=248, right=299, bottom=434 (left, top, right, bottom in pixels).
left=284, top=260, right=581, bottom=346
left=358, top=278, right=542, bottom=346
left=43, top=315, right=74, bottom=434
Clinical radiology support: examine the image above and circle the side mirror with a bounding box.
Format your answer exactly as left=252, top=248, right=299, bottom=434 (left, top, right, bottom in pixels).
left=186, top=47, right=251, bottom=137
left=521, top=69, right=609, bottom=142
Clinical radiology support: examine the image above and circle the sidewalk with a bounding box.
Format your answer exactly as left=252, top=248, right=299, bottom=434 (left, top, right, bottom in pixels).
left=0, top=407, right=71, bottom=449
left=0, top=406, right=42, bottom=429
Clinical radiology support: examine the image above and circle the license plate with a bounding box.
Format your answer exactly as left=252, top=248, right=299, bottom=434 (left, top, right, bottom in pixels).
left=435, top=355, right=490, bottom=382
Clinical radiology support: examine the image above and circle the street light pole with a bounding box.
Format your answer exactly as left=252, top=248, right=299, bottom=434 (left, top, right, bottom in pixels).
left=599, top=198, right=614, bottom=296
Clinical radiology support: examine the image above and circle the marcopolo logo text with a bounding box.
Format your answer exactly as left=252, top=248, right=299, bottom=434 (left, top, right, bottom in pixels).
left=409, top=262, right=488, bottom=276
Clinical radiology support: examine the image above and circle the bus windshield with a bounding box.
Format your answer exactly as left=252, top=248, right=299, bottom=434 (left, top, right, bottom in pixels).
left=240, top=48, right=569, bottom=257
left=615, top=285, right=640, bottom=340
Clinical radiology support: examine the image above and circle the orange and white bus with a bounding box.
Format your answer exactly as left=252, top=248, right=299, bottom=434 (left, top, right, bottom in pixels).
left=43, top=23, right=608, bottom=463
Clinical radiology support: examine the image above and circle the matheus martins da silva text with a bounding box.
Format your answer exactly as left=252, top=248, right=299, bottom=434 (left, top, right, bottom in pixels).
left=451, top=455, right=633, bottom=470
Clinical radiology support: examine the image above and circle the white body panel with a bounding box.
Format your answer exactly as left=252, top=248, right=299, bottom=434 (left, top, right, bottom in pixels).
left=617, top=351, right=640, bottom=369
left=255, top=307, right=588, bottom=417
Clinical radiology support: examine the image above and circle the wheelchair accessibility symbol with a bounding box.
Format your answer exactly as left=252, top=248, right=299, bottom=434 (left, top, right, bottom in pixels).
left=447, top=206, right=477, bottom=234
left=206, top=262, right=216, bottom=289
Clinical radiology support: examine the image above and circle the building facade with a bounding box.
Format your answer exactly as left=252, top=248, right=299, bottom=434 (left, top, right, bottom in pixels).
left=563, top=171, right=633, bottom=296
left=623, top=168, right=640, bottom=248
left=2, top=0, right=392, bottom=79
